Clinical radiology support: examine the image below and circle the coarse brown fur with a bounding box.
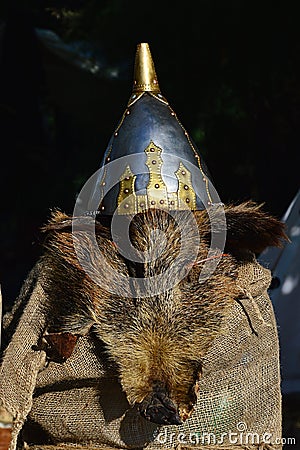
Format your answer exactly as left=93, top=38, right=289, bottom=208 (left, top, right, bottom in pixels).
left=40, top=202, right=286, bottom=422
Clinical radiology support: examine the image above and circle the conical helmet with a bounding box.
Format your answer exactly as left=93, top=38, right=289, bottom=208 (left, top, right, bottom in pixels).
left=87, top=43, right=219, bottom=216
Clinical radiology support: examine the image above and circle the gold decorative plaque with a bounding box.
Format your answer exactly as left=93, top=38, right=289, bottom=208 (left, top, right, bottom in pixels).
left=117, top=141, right=196, bottom=214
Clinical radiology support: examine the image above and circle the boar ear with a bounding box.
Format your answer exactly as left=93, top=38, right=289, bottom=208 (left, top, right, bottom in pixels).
left=41, top=209, right=73, bottom=234
left=41, top=209, right=110, bottom=238
left=224, top=201, right=288, bottom=256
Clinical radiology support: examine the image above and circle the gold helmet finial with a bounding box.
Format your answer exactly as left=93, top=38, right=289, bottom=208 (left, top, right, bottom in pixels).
left=132, top=43, right=160, bottom=94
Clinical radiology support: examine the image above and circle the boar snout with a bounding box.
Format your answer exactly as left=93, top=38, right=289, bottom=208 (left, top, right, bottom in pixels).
left=138, top=382, right=182, bottom=425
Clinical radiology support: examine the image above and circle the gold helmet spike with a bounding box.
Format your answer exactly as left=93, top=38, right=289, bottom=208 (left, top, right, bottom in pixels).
left=132, top=43, right=160, bottom=94
left=128, top=43, right=167, bottom=106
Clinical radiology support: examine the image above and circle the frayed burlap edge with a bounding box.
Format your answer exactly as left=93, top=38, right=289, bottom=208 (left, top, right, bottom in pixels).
left=0, top=282, right=47, bottom=450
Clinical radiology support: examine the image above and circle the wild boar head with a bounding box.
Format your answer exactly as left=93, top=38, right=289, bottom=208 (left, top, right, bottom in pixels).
left=43, top=202, right=285, bottom=425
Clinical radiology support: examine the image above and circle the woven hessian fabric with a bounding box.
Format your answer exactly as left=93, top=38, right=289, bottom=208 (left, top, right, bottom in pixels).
left=0, top=261, right=282, bottom=450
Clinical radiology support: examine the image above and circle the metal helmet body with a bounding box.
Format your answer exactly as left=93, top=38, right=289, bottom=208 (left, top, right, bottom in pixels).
left=88, top=43, right=216, bottom=216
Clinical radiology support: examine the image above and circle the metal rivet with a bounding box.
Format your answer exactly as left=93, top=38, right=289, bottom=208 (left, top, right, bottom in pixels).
left=150, top=147, right=155, bottom=152
left=184, top=185, right=189, bottom=190
left=153, top=79, right=157, bottom=84
left=101, top=206, right=105, bottom=211
left=152, top=160, right=157, bottom=165
left=124, top=188, right=129, bottom=194
left=102, top=181, right=106, bottom=186
left=114, top=132, right=118, bottom=137
left=134, top=80, right=137, bottom=85
left=125, top=176, right=130, bottom=181
left=185, top=131, right=188, bottom=136
left=124, top=204, right=129, bottom=209
left=181, top=170, right=186, bottom=175
left=186, top=198, right=190, bottom=203
left=151, top=200, right=156, bottom=205
left=171, top=111, right=175, bottom=116
left=132, top=94, right=136, bottom=99
left=160, top=200, right=164, bottom=204
left=140, top=202, right=145, bottom=207
left=126, top=110, right=130, bottom=115
left=170, top=200, right=175, bottom=205
left=158, top=93, right=162, bottom=98
left=106, top=157, right=111, bottom=162
left=155, top=183, right=159, bottom=189
left=203, top=177, right=206, bottom=182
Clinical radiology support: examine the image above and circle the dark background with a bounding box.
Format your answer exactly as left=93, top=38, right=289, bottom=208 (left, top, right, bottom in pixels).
left=1, top=0, right=299, bottom=307
left=0, top=0, right=299, bottom=444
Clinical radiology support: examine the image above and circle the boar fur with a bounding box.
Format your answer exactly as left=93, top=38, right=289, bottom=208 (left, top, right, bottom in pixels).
left=33, top=201, right=286, bottom=425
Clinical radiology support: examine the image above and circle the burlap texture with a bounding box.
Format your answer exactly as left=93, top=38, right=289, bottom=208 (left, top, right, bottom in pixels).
left=0, top=261, right=282, bottom=449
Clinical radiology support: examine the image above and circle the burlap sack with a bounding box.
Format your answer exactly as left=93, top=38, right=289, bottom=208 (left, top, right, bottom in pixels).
left=0, top=261, right=282, bottom=450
